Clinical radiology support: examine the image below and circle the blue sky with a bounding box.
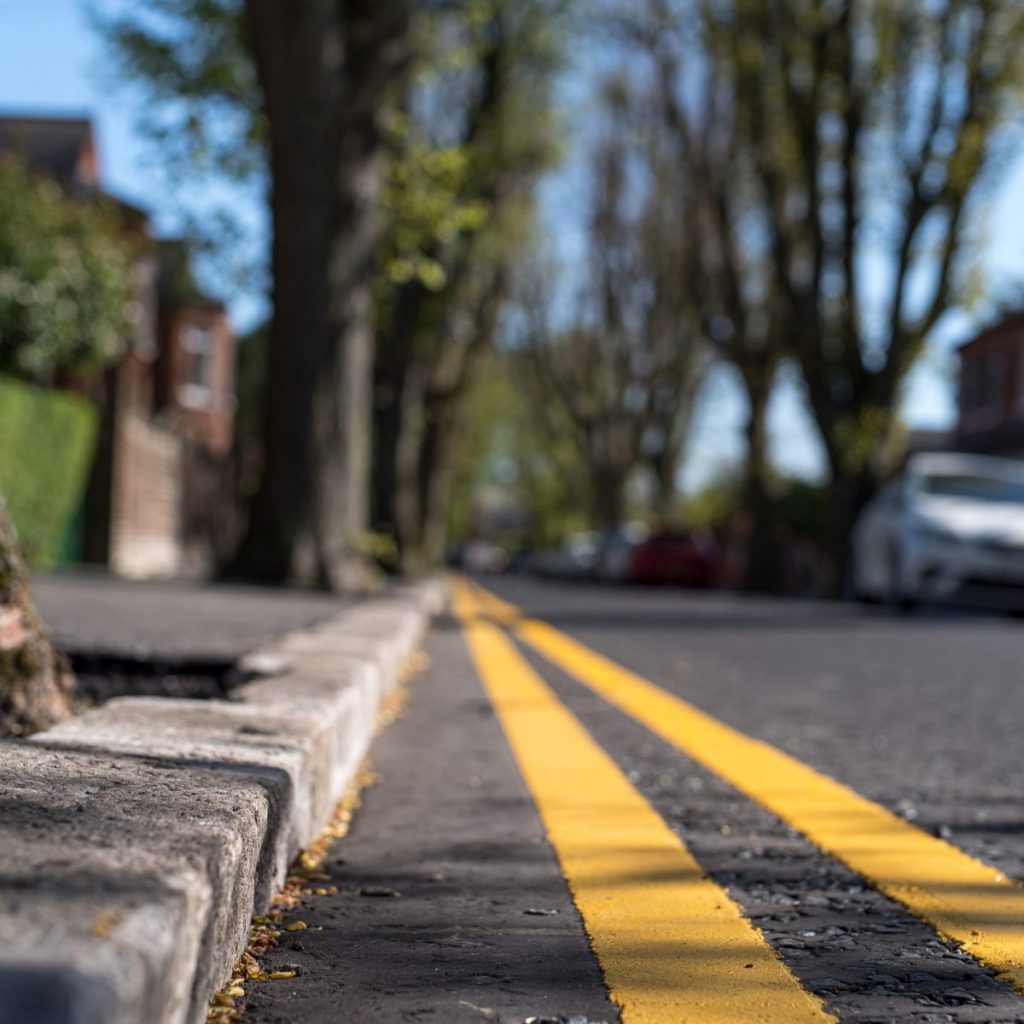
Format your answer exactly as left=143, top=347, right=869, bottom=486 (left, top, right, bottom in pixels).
left=3, top=0, right=1024, bottom=488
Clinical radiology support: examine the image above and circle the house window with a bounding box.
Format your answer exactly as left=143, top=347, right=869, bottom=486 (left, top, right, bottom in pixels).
left=179, top=324, right=216, bottom=409
left=183, top=325, right=213, bottom=388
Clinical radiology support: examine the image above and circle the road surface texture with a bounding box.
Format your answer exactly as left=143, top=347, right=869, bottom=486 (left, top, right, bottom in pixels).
left=246, top=576, right=1024, bottom=1024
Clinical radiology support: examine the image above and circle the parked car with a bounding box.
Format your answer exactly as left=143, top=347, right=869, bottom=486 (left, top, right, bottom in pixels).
left=596, top=523, right=650, bottom=582
left=535, top=532, right=602, bottom=580
left=851, top=452, right=1024, bottom=608
left=460, top=540, right=509, bottom=574
left=628, top=529, right=718, bottom=587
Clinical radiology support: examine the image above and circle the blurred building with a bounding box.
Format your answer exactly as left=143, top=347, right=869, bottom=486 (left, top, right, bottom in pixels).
left=0, top=113, right=237, bottom=578
left=955, top=313, right=1024, bottom=458
left=0, top=115, right=99, bottom=193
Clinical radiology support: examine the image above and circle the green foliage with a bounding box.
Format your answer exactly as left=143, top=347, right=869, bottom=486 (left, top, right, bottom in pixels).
left=683, top=473, right=743, bottom=531
left=0, top=375, right=98, bottom=567
left=381, top=134, right=490, bottom=291
left=0, top=159, right=136, bottom=385
left=98, top=0, right=264, bottom=296
left=379, top=0, right=565, bottom=296
left=683, top=470, right=829, bottom=545
left=98, top=0, right=260, bottom=180
left=449, top=349, right=591, bottom=548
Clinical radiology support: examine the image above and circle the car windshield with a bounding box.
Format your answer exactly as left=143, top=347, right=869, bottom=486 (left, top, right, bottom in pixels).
left=920, top=472, right=1024, bottom=503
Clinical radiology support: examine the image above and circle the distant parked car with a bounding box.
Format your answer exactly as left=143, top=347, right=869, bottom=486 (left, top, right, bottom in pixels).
left=534, top=532, right=602, bottom=580
left=461, top=540, right=509, bottom=574
left=596, top=523, right=650, bottom=582
left=628, top=529, right=718, bottom=587
left=851, top=453, right=1024, bottom=608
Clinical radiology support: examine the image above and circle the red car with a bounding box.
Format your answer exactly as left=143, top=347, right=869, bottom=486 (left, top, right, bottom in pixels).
left=628, top=530, right=717, bottom=587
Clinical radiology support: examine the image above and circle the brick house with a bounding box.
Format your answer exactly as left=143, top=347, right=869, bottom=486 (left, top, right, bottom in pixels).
left=156, top=241, right=236, bottom=459
left=0, top=113, right=237, bottom=576
left=955, top=313, right=1024, bottom=458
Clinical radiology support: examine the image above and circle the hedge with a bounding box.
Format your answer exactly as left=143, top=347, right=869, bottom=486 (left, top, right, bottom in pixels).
left=0, top=375, right=98, bottom=567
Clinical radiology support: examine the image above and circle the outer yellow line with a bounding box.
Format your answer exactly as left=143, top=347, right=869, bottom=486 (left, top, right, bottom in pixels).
left=469, top=580, right=1024, bottom=993
left=451, top=579, right=834, bottom=1024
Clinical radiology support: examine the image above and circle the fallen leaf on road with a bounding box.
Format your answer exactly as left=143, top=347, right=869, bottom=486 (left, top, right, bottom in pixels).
left=90, top=908, right=119, bottom=938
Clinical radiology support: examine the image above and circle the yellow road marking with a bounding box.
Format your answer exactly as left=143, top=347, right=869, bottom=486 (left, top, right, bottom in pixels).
left=451, top=579, right=834, bottom=1024
left=469, top=580, right=1024, bottom=993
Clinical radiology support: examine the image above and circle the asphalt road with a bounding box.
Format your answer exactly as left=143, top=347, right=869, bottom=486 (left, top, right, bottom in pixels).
left=245, top=576, right=1024, bottom=1024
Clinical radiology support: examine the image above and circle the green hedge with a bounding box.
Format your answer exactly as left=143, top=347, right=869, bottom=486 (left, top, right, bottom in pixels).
left=0, top=375, right=98, bottom=567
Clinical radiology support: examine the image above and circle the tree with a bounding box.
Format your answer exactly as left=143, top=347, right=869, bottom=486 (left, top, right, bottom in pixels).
left=608, top=1, right=790, bottom=590
left=0, top=493, right=73, bottom=737
left=0, top=157, right=141, bottom=733
left=715, top=0, right=1024, bottom=579
left=371, top=0, right=564, bottom=572
left=522, top=78, right=707, bottom=532
left=611, top=0, right=1024, bottom=586
left=231, top=0, right=413, bottom=589
left=104, top=0, right=414, bottom=590
left=448, top=347, right=593, bottom=550
left=0, top=158, right=134, bottom=385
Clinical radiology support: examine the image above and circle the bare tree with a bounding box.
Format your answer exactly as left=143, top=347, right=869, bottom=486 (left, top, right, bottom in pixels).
left=372, top=0, right=561, bottom=572
left=607, top=1, right=788, bottom=588
left=721, top=0, right=1024, bottom=577
left=616, top=0, right=1024, bottom=584
left=524, top=79, right=707, bottom=531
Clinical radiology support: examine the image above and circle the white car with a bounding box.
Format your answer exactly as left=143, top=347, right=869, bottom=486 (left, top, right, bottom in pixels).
left=851, top=452, right=1024, bottom=607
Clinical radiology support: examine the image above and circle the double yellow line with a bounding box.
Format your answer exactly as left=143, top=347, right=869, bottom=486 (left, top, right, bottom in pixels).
left=452, top=578, right=1024, bottom=1022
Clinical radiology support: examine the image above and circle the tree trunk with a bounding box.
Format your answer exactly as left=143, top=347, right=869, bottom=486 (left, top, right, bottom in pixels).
left=370, top=367, right=407, bottom=568
left=371, top=280, right=432, bottom=564
left=412, top=397, right=460, bottom=573
left=826, top=467, right=876, bottom=596
left=231, top=0, right=410, bottom=590
left=590, top=465, right=627, bottom=533
left=649, top=445, right=678, bottom=523
left=0, top=492, right=73, bottom=737
left=742, top=377, right=779, bottom=593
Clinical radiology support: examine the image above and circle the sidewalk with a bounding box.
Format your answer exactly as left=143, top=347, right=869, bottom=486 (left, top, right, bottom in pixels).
left=1, top=574, right=442, bottom=1024
left=32, top=571, right=350, bottom=662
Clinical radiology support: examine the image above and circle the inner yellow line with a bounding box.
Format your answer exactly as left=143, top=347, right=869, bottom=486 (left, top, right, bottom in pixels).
left=469, top=579, right=1024, bottom=994
left=451, top=579, right=834, bottom=1024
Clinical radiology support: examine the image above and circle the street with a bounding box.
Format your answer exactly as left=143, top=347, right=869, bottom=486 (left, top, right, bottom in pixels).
left=244, top=576, right=1024, bottom=1024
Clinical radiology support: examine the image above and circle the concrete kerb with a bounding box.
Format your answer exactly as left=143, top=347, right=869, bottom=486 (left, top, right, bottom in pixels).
left=0, top=577, right=445, bottom=1024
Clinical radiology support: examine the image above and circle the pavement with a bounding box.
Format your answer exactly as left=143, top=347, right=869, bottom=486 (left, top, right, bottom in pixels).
left=0, top=580, right=440, bottom=1024
left=31, top=570, right=350, bottom=662
left=245, top=575, right=1024, bottom=1024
